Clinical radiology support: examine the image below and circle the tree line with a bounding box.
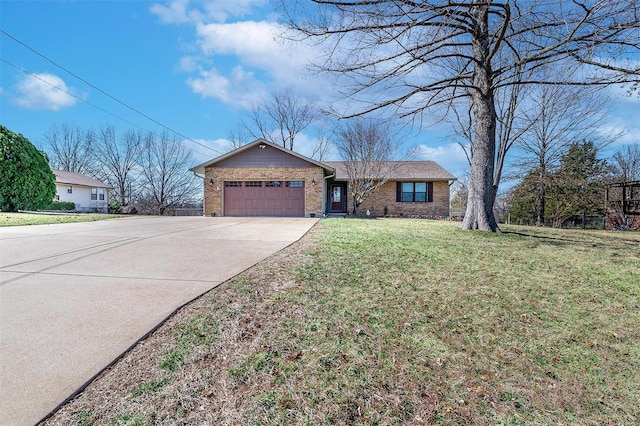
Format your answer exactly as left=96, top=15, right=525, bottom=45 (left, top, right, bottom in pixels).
left=508, top=141, right=633, bottom=228
left=450, top=142, right=639, bottom=228
left=43, top=124, right=200, bottom=215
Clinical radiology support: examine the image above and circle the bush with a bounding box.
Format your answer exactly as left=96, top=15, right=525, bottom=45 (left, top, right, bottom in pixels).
left=108, top=200, right=122, bottom=214
left=43, top=200, right=76, bottom=211
left=0, top=125, right=56, bottom=212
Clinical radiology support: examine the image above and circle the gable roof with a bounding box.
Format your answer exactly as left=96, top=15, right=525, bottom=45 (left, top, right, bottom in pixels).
left=323, top=161, right=457, bottom=181
left=52, top=169, right=111, bottom=188
left=190, top=139, right=335, bottom=175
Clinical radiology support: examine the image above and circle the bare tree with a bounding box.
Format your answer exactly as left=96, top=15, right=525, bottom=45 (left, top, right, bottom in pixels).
left=247, top=89, right=315, bottom=150
left=516, top=80, right=616, bottom=225
left=280, top=0, right=640, bottom=231
left=449, top=176, right=470, bottom=219
left=226, top=121, right=253, bottom=151
left=310, top=118, right=333, bottom=161
left=612, top=144, right=640, bottom=182
left=43, top=123, right=93, bottom=174
left=90, top=125, right=142, bottom=207
left=311, top=134, right=333, bottom=162
left=335, top=120, right=400, bottom=215
left=137, top=132, right=200, bottom=215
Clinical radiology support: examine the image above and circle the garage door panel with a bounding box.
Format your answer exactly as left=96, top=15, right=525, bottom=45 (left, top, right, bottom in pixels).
left=224, top=182, right=305, bottom=217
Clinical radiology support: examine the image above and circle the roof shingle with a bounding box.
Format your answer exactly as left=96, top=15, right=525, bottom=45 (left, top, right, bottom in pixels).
left=323, top=161, right=457, bottom=181
left=52, top=170, right=111, bottom=188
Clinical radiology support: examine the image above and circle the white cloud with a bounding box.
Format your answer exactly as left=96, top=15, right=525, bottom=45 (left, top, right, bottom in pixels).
left=195, top=20, right=312, bottom=84
left=187, top=69, right=231, bottom=102
left=152, top=1, right=321, bottom=107
left=182, top=19, right=318, bottom=108
left=598, top=122, right=640, bottom=146
left=185, top=137, right=231, bottom=164
left=177, top=56, right=200, bottom=72
left=187, top=65, right=267, bottom=108
left=201, top=0, right=267, bottom=23
left=413, top=142, right=469, bottom=177
left=150, top=0, right=202, bottom=24
left=14, top=73, right=80, bottom=111
left=151, top=0, right=267, bottom=24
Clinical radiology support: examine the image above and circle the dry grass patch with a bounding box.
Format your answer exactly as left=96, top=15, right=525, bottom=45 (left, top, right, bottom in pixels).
left=0, top=212, right=122, bottom=227
left=43, top=220, right=640, bottom=425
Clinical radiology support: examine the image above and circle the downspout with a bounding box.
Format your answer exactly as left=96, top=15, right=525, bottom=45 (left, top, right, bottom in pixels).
left=323, top=172, right=336, bottom=216
left=448, top=180, right=455, bottom=219
left=192, top=172, right=205, bottom=216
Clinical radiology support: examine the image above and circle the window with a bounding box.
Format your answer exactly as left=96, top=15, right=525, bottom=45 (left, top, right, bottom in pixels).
left=265, top=181, right=282, bottom=187
left=225, top=181, right=242, bottom=187
left=286, top=181, right=304, bottom=187
left=245, top=181, right=263, bottom=187
left=92, top=188, right=106, bottom=201
left=67, top=186, right=73, bottom=194
left=397, top=182, right=433, bottom=203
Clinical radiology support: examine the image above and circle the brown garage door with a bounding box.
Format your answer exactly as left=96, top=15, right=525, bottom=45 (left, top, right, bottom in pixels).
left=224, top=181, right=305, bottom=217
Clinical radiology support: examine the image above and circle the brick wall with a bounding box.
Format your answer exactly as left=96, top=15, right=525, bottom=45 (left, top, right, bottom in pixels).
left=203, top=166, right=324, bottom=217
left=350, top=180, right=451, bottom=217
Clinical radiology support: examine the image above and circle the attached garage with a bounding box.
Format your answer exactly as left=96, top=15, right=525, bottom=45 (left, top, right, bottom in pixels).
left=223, top=181, right=305, bottom=217
left=190, top=139, right=330, bottom=218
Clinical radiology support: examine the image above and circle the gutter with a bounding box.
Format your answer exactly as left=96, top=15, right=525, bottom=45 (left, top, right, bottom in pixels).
left=322, top=172, right=336, bottom=215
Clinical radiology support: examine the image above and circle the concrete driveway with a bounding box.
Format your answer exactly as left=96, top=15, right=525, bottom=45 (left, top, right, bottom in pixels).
left=0, top=216, right=317, bottom=426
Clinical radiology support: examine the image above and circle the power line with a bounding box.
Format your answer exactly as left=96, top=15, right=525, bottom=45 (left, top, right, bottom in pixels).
left=2, top=60, right=145, bottom=132
left=0, top=28, right=224, bottom=156
left=1, top=59, right=217, bottom=159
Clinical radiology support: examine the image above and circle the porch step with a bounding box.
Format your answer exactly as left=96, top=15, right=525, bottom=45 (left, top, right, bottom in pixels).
left=323, top=213, right=349, bottom=218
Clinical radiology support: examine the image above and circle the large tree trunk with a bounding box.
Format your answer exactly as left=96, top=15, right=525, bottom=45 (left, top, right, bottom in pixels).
left=461, top=97, right=499, bottom=231
left=461, top=4, right=499, bottom=232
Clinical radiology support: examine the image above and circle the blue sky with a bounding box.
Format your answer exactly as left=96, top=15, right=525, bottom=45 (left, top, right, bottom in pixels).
left=1, top=0, right=638, bottom=181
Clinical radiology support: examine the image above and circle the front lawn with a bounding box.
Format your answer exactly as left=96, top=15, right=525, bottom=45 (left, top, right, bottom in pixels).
left=43, top=219, right=640, bottom=425
left=0, top=212, right=121, bottom=227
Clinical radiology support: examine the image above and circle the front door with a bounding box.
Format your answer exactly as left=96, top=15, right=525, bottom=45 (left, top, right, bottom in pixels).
left=330, top=184, right=345, bottom=212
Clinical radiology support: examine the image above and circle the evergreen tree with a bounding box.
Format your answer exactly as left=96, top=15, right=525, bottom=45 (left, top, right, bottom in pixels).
left=508, top=141, right=612, bottom=227
left=0, top=125, right=56, bottom=212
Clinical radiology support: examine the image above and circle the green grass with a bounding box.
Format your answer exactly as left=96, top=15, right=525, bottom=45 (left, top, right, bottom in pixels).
left=46, top=219, right=640, bottom=425
left=130, top=378, right=171, bottom=398
left=0, top=212, right=123, bottom=226
left=159, top=314, right=218, bottom=372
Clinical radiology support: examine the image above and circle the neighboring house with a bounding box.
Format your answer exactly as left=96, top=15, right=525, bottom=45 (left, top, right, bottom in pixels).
left=190, top=139, right=457, bottom=218
left=52, top=169, right=110, bottom=213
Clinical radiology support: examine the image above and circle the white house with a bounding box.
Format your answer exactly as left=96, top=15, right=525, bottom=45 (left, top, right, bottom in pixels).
left=53, top=169, right=111, bottom=213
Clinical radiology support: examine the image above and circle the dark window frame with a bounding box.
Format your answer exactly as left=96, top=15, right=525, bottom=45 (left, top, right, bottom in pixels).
left=396, top=181, right=433, bottom=203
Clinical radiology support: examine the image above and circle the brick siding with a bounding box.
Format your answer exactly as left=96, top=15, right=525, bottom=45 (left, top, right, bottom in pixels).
left=349, top=180, right=451, bottom=217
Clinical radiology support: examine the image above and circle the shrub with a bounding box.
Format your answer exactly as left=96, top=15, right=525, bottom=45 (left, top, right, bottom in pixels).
left=108, top=200, right=122, bottom=214
left=43, top=200, right=76, bottom=211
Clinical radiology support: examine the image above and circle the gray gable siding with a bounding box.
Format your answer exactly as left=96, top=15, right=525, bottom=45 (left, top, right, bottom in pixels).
left=215, top=145, right=315, bottom=168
